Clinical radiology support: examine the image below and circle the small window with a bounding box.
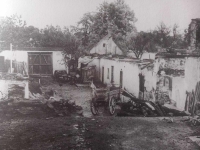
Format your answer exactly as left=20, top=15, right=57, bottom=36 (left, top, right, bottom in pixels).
left=164, top=76, right=172, bottom=90
left=103, top=43, right=106, bottom=47
left=107, top=68, right=109, bottom=79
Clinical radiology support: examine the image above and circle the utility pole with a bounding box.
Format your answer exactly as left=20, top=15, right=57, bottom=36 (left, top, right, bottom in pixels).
left=10, top=43, right=12, bottom=73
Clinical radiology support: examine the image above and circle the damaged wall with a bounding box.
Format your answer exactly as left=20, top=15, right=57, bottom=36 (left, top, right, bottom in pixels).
left=155, top=57, right=186, bottom=110
left=141, top=64, right=157, bottom=101
left=0, top=80, right=29, bottom=100
left=154, top=56, right=200, bottom=110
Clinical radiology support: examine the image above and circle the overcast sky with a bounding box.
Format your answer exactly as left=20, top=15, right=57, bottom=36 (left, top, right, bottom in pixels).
left=0, top=0, right=200, bottom=33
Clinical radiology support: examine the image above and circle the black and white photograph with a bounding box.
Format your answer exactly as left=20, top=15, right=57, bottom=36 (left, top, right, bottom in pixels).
left=0, top=0, right=200, bottom=149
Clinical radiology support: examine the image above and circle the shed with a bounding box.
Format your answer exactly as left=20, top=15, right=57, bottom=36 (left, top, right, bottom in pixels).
left=0, top=47, right=66, bottom=76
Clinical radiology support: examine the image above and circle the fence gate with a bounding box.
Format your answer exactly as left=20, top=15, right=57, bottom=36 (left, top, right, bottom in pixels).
left=28, top=52, right=53, bottom=76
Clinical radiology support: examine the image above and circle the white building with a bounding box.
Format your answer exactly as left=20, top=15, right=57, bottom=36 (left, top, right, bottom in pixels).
left=0, top=47, right=66, bottom=76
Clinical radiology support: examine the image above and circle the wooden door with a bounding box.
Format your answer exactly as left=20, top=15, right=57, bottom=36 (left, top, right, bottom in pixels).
left=120, top=70, right=123, bottom=88
left=102, top=67, right=104, bottom=83
left=28, top=52, right=53, bottom=76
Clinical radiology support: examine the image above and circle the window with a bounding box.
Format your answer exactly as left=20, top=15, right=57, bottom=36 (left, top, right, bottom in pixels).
left=107, top=68, right=109, bottom=79
left=111, top=66, right=114, bottom=83
left=103, top=43, right=106, bottom=47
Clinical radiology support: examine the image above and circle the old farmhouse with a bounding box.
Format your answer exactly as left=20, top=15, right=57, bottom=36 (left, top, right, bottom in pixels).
left=79, top=25, right=200, bottom=112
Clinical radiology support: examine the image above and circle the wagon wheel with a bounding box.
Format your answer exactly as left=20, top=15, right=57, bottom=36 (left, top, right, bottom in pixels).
left=109, top=96, right=116, bottom=115
left=141, top=106, right=148, bottom=117
left=90, top=99, right=99, bottom=115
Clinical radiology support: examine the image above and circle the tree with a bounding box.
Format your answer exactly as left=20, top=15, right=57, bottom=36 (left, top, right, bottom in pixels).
left=154, top=22, right=187, bottom=50
left=0, top=14, right=43, bottom=49
left=0, top=14, right=26, bottom=48
left=124, top=31, right=156, bottom=58
left=75, top=0, right=137, bottom=53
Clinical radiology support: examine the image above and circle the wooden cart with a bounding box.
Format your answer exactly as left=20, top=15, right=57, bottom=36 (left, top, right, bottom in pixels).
left=90, top=81, right=121, bottom=115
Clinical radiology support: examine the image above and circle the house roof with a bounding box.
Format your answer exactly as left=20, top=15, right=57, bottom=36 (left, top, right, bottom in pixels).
left=1, top=47, right=64, bottom=51
left=89, top=33, right=125, bottom=54
left=89, top=33, right=112, bottom=51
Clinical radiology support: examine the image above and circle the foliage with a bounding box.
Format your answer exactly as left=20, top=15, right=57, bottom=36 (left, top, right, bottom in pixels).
left=154, top=22, right=187, bottom=49
left=74, top=0, right=137, bottom=53
left=126, top=31, right=157, bottom=58
left=0, top=3, right=190, bottom=60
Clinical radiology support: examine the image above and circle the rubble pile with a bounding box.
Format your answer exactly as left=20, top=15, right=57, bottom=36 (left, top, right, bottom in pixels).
left=181, top=115, right=200, bottom=126
left=46, top=99, right=83, bottom=117
left=118, top=89, right=189, bottom=117
left=0, top=72, right=28, bottom=80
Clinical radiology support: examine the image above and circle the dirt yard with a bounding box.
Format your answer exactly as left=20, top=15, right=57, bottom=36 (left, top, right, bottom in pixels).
left=0, top=82, right=200, bottom=150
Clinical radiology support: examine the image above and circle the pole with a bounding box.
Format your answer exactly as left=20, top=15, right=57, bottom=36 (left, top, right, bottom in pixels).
left=10, top=43, right=12, bottom=73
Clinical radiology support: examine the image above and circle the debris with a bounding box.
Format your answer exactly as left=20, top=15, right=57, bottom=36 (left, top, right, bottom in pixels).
left=190, top=115, right=200, bottom=126
left=181, top=115, right=200, bottom=126
left=45, top=98, right=83, bottom=117
left=46, top=117, right=53, bottom=120
left=188, top=136, right=200, bottom=147
left=161, top=117, right=174, bottom=123
left=29, top=81, right=42, bottom=95
left=73, top=124, right=79, bottom=130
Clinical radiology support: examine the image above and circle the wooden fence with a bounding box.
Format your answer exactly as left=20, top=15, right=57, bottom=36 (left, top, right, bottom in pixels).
left=5, top=60, right=28, bottom=75
left=185, top=81, right=200, bottom=115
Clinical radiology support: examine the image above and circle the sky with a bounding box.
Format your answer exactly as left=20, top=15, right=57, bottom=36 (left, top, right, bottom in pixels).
left=0, top=0, right=200, bottom=33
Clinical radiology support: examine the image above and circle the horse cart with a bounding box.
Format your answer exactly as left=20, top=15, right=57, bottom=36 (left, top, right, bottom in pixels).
left=90, top=81, right=121, bottom=115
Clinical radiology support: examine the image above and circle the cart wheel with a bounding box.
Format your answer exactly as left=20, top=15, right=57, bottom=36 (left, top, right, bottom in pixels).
left=109, top=97, right=116, bottom=115
left=90, top=99, right=98, bottom=115
left=141, top=106, right=148, bottom=117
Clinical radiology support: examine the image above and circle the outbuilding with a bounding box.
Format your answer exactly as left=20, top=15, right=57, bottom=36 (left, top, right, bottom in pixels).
left=0, top=47, right=66, bottom=76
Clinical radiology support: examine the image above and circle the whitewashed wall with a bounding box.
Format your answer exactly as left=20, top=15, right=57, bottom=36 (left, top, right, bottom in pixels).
left=185, top=57, right=200, bottom=92
left=154, top=56, right=200, bottom=110
left=96, top=58, right=140, bottom=97
left=141, top=52, right=156, bottom=60
left=171, top=77, right=186, bottom=110
left=90, top=37, right=123, bottom=55
left=0, top=50, right=66, bottom=74
left=127, top=52, right=156, bottom=60
left=142, top=68, right=157, bottom=91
